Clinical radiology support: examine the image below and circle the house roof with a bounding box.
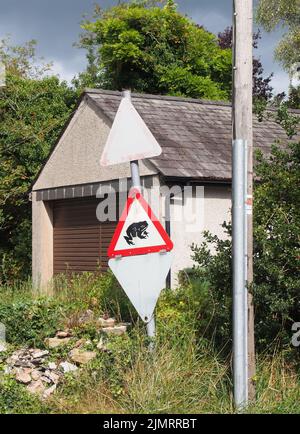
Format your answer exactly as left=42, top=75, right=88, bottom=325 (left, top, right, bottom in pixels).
left=86, top=89, right=299, bottom=182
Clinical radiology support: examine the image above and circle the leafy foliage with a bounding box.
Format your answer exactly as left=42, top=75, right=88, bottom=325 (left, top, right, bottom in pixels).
left=0, top=274, right=299, bottom=413
left=253, top=142, right=300, bottom=345
left=272, top=103, right=300, bottom=138
left=288, top=84, right=300, bottom=109
left=0, top=40, right=78, bottom=283
left=191, top=142, right=300, bottom=351
left=76, top=0, right=232, bottom=100
left=53, top=271, right=137, bottom=323
left=0, top=376, right=48, bottom=414
left=0, top=288, right=64, bottom=347
left=256, top=0, right=300, bottom=72
left=0, top=37, right=52, bottom=79
left=257, top=94, right=300, bottom=138
left=218, top=27, right=274, bottom=103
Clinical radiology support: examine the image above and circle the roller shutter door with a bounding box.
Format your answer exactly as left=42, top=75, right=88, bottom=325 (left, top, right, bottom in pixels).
left=53, top=197, right=116, bottom=275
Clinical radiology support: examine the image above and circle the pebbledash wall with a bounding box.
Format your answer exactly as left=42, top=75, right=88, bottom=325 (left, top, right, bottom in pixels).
left=31, top=94, right=231, bottom=290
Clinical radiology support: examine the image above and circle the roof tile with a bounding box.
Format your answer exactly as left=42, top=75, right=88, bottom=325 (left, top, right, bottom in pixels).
left=87, top=90, right=299, bottom=181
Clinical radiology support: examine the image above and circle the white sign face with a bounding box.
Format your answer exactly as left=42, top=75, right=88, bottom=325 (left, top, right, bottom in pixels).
left=108, top=190, right=173, bottom=258
left=100, top=96, right=162, bottom=166
left=109, top=251, right=173, bottom=323
left=115, top=199, right=165, bottom=251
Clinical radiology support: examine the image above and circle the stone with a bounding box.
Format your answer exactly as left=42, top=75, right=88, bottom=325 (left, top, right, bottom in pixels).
left=98, top=317, right=116, bottom=328
left=21, top=356, right=32, bottom=361
left=59, top=361, right=78, bottom=373
left=78, top=309, right=94, bottom=324
left=56, top=331, right=72, bottom=338
left=31, top=370, right=42, bottom=381
left=73, top=338, right=86, bottom=348
left=49, top=372, right=60, bottom=384
left=31, top=358, right=43, bottom=366
left=119, top=322, right=131, bottom=327
left=41, top=375, right=52, bottom=384
left=102, top=325, right=127, bottom=336
left=32, top=350, right=49, bottom=359
left=44, top=337, right=71, bottom=348
left=44, top=370, right=60, bottom=384
left=43, top=384, right=56, bottom=399
left=27, top=380, right=45, bottom=396
left=15, top=368, right=32, bottom=384
left=0, top=341, right=7, bottom=352
left=48, top=362, right=57, bottom=370
left=69, top=348, right=97, bottom=365
left=6, top=355, right=18, bottom=365
left=14, top=360, right=34, bottom=368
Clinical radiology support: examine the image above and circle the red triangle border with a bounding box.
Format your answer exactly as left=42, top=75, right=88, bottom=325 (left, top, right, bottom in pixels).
left=107, top=188, right=173, bottom=258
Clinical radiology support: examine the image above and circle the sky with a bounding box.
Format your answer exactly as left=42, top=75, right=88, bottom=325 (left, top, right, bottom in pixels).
left=0, top=0, right=290, bottom=95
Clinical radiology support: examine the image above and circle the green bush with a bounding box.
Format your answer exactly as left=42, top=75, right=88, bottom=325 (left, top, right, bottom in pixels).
left=77, top=0, right=232, bottom=99
left=156, top=281, right=214, bottom=347
left=0, top=296, right=64, bottom=347
left=54, top=271, right=137, bottom=323
left=0, top=376, right=48, bottom=414
left=191, top=142, right=300, bottom=352
left=96, top=271, right=138, bottom=323
left=0, top=274, right=298, bottom=414
left=0, top=40, right=78, bottom=284
left=0, top=272, right=136, bottom=348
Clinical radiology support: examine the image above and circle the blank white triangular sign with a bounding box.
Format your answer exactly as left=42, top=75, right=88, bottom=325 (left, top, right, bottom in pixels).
left=109, top=251, right=173, bottom=323
left=100, top=95, right=162, bottom=166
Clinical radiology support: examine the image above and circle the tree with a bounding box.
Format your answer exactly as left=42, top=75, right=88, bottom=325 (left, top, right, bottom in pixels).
left=0, top=37, right=51, bottom=79
left=75, top=0, right=232, bottom=100
left=218, top=27, right=274, bottom=103
left=288, top=84, right=300, bottom=109
left=0, top=39, right=78, bottom=283
left=190, top=138, right=300, bottom=351
left=256, top=0, right=300, bottom=72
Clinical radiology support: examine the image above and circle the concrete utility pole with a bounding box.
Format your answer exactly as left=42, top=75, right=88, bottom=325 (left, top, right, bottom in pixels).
left=232, top=0, right=256, bottom=407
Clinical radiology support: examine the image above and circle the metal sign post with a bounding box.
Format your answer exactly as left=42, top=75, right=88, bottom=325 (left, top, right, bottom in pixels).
left=130, top=158, right=156, bottom=344
left=101, top=89, right=173, bottom=349
left=232, top=139, right=248, bottom=407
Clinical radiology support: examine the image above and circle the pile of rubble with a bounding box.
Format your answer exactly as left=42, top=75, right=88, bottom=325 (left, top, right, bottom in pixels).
left=5, top=348, right=64, bottom=399
left=0, top=313, right=129, bottom=400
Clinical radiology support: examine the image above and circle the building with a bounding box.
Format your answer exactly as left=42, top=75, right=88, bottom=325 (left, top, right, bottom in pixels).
left=31, top=89, right=293, bottom=289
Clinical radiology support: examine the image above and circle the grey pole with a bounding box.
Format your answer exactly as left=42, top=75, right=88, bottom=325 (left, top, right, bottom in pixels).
left=244, top=140, right=248, bottom=401
left=233, top=0, right=255, bottom=400
left=130, top=160, right=141, bottom=188
left=123, top=89, right=156, bottom=348
left=232, top=139, right=247, bottom=408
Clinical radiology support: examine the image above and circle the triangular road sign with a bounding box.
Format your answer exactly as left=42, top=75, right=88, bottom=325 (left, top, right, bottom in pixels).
left=108, top=189, right=173, bottom=258
left=109, top=251, right=173, bottom=323
left=100, top=95, right=162, bottom=166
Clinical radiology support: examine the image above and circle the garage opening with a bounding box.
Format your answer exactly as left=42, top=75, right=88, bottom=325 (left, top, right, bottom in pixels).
left=53, top=197, right=116, bottom=275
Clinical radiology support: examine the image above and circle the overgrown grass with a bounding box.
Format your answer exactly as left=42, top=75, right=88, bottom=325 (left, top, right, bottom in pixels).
left=47, top=339, right=300, bottom=414
left=0, top=274, right=299, bottom=414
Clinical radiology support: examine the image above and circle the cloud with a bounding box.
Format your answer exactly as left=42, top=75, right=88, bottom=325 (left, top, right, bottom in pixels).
left=0, top=0, right=291, bottom=95
left=178, top=0, right=232, bottom=33
left=46, top=55, right=86, bottom=83
left=271, top=71, right=291, bottom=96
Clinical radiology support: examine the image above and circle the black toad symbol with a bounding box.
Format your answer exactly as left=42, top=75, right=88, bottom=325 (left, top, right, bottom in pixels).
left=124, top=221, right=149, bottom=246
